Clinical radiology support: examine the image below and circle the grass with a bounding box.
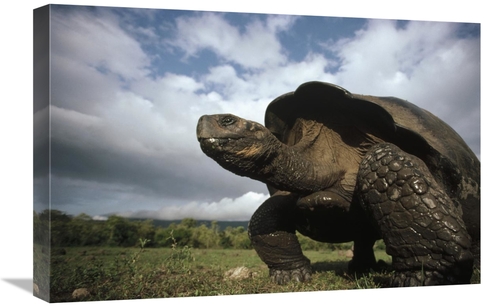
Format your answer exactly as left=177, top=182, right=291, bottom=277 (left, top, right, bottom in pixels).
left=33, top=244, right=50, bottom=301
left=37, top=244, right=479, bottom=302
left=42, top=244, right=391, bottom=302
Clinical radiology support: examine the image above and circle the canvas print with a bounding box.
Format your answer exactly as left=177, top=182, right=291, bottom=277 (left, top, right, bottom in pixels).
left=33, top=4, right=480, bottom=303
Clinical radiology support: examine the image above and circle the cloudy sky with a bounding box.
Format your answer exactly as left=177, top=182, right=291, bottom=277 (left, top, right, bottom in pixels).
left=34, top=4, right=480, bottom=221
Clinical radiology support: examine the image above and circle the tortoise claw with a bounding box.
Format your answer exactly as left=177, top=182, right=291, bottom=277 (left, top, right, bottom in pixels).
left=270, top=265, right=312, bottom=285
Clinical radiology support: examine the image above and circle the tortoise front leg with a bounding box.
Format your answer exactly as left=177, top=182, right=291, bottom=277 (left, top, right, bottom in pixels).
left=357, top=143, right=473, bottom=286
left=248, top=192, right=312, bottom=285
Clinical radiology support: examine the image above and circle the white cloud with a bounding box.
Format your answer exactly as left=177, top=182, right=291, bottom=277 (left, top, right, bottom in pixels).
left=201, top=53, right=338, bottom=123
left=51, top=8, right=151, bottom=81
left=323, top=20, right=480, bottom=155
left=170, top=13, right=295, bottom=69
left=242, top=53, right=337, bottom=95
left=119, top=192, right=269, bottom=221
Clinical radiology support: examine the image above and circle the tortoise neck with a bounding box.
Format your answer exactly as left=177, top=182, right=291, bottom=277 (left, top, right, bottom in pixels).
left=253, top=136, right=332, bottom=193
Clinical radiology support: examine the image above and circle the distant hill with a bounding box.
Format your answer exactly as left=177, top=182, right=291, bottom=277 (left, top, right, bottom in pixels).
left=127, top=218, right=249, bottom=230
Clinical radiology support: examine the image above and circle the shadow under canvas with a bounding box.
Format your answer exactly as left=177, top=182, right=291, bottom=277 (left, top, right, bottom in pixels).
left=3, top=278, right=34, bottom=294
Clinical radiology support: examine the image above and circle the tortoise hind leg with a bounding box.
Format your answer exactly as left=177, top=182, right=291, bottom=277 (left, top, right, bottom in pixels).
left=357, top=143, right=473, bottom=286
left=295, top=190, right=381, bottom=274
left=349, top=237, right=378, bottom=273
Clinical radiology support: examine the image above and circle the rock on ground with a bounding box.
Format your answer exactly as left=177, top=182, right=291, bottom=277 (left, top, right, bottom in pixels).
left=224, top=266, right=257, bottom=280
left=72, top=288, right=90, bottom=300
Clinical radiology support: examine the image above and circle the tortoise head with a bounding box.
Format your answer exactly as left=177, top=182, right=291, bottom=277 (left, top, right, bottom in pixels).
left=197, top=113, right=338, bottom=192
left=196, top=114, right=277, bottom=176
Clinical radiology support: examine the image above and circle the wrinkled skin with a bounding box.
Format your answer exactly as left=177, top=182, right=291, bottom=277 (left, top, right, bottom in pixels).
left=196, top=82, right=480, bottom=287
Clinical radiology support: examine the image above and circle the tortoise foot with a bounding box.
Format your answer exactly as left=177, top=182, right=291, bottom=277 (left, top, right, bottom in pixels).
left=391, top=270, right=450, bottom=287
left=269, top=264, right=312, bottom=285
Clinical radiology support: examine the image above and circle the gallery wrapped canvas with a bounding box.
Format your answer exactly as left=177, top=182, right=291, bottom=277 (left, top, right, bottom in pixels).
left=33, top=3, right=481, bottom=304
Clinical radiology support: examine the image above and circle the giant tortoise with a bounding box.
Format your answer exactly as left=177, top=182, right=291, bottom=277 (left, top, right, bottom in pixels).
left=196, top=81, right=480, bottom=286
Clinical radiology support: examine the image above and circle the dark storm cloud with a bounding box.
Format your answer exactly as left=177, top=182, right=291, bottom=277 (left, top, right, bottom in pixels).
left=50, top=136, right=265, bottom=203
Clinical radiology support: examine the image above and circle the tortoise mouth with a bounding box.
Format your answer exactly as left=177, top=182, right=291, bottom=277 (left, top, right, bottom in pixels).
left=198, top=137, right=240, bottom=152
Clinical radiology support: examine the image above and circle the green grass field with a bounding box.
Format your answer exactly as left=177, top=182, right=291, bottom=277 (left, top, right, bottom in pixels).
left=36, top=244, right=479, bottom=302
left=38, top=244, right=394, bottom=302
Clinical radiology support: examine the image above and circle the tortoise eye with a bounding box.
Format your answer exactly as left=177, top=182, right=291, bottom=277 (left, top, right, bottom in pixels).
left=220, top=116, right=236, bottom=126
